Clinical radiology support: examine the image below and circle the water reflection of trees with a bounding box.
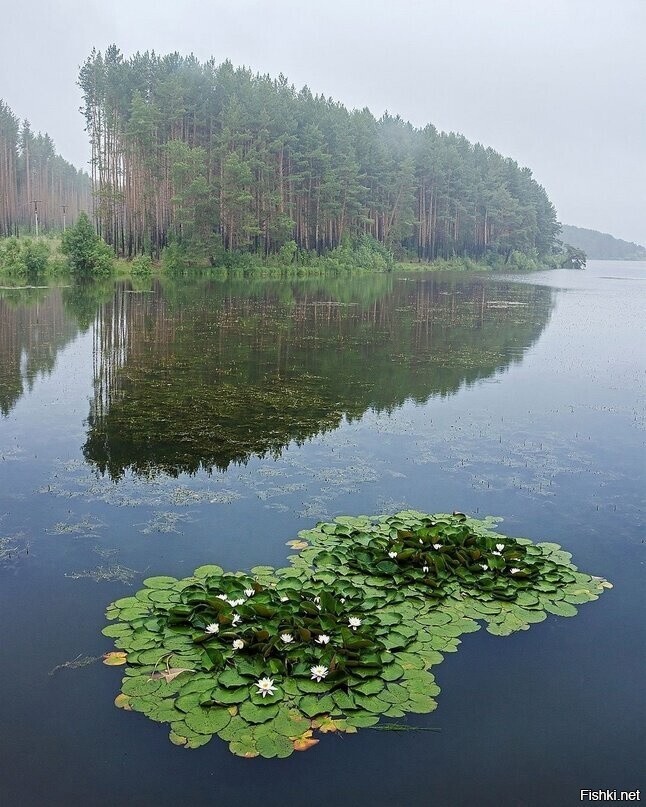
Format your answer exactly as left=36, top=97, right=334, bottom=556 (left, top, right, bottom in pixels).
left=0, top=289, right=79, bottom=415
left=83, top=276, right=554, bottom=479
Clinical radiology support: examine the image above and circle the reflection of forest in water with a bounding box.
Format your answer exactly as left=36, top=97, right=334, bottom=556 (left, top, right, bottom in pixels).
left=0, top=289, right=79, bottom=415
left=81, top=275, right=554, bottom=478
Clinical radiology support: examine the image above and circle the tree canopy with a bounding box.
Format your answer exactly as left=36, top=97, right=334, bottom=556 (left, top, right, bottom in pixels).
left=79, top=47, right=560, bottom=264
left=0, top=100, right=91, bottom=237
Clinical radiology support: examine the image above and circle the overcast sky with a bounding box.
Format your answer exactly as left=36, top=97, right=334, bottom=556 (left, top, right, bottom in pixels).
left=1, top=0, right=644, bottom=244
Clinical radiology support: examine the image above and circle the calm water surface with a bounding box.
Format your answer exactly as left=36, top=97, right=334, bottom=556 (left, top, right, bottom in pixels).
left=0, top=261, right=643, bottom=806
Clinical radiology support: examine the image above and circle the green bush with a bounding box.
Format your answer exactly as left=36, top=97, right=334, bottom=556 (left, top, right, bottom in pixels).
left=162, top=242, right=191, bottom=275
left=22, top=239, right=50, bottom=278
left=131, top=254, right=153, bottom=276
left=0, top=237, right=26, bottom=276
left=61, top=213, right=114, bottom=278
left=0, top=237, right=50, bottom=279
left=507, top=250, right=539, bottom=272
left=277, top=240, right=297, bottom=265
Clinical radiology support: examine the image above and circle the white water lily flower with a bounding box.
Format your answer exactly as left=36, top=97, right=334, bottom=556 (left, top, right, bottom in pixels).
left=280, top=596, right=289, bottom=602
left=433, top=543, right=442, bottom=550
left=216, top=594, right=228, bottom=601
left=419, top=538, right=424, bottom=544
left=510, top=567, right=521, bottom=574
left=310, top=665, right=329, bottom=682
left=340, top=598, right=346, bottom=604
left=232, top=639, right=244, bottom=650
left=422, top=565, right=429, bottom=573
left=232, top=614, right=242, bottom=626
left=496, top=544, right=505, bottom=552
left=229, top=598, right=245, bottom=607
left=205, top=622, right=220, bottom=634
left=313, top=596, right=320, bottom=604
left=492, top=551, right=501, bottom=556
left=348, top=617, right=362, bottom=630
left=480, top=563, right=488, bottom=570
left=388, top=551, right=398, bottom=559
left=255, top=677, right=276, bottom=698
left=316, top=634, right=331, bottom=645
left=244, top=588, right=255, bottom=598
left=280, top=633, right=294, bottom=644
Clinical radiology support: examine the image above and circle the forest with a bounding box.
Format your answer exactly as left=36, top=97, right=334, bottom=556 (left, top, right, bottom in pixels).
left=79, top=47, right=561, bottom=267
left=560, top=225, right=646, bottom=260
left=0, top=100, right=91, bottom=237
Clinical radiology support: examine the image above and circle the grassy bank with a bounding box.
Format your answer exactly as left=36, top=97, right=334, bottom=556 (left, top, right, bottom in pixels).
left=0, top=233, right=563, bottom=286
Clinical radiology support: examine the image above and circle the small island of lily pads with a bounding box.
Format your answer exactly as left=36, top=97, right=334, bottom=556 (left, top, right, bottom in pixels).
left=102, top=511, right=611, bottom=758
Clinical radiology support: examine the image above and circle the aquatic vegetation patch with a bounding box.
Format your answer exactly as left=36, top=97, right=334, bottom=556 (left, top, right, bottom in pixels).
left=137, top=511, right=194, bottom=535
left=0, top=533, right=28, bottom=568
left=49, top=653, right=101, bottom=676
left=103, top=511, right=610, bottom=757
left=47, top=517, right=105, bottom=536
left=66, top=564, right=138, bottom=584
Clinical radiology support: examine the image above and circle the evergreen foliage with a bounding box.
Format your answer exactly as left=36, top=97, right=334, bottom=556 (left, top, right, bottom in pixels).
left=561, top=244, right=587, bottom=270
left=61, top=212, right=114, bottom=277
left=0, top=100, right=91, bottom=237
left=79, top=48, right=560, bottom=265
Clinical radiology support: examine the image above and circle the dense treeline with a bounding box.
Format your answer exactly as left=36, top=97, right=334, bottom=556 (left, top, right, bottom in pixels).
left=561, top=225, right=646, bottom=261
left=80, top=46, right=560, bottom=264
left=0, top=100, right=91, bottom=237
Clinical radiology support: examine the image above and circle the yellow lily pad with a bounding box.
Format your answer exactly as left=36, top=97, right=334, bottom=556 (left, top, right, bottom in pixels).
left=103, top=651, right=127, bottom=665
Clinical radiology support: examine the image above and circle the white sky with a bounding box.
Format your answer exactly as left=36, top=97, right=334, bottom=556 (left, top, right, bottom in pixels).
left=1, top=0, right=644, bottom=244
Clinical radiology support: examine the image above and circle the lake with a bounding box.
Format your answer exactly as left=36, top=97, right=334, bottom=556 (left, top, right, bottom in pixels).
left=0, top=261, right=643, bottom=806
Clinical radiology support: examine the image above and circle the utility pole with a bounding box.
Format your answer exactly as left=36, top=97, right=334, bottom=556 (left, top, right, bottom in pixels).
left=61, top=204, right=67, bottom=232
left=31, top=200, right=42, bottom=238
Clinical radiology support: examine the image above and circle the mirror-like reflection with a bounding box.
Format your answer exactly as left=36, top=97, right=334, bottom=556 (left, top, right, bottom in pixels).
left=0, top=288, right=80, bottom=415
left=78, top=275, right=553, bottom=478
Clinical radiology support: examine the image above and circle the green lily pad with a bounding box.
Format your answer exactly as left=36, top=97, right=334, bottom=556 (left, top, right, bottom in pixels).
left=193, top=565, right=224, bottom=578
left=298, top=694, right=335, bottom=718
left=103, top=511, right=609, bottom=758
left=239, top=701, right=280, bottom=724
left=256, top=731, right=294, bottom=758
left=143, top=576, right=179, bottom=589
left=217, top=669, right=249, bottom=688
left=544, top=600, right=578, bottom=617
left=121, top=676, right=162, bottom=697
left=210, top=686, right=248, bottom=705
left=184, top=707, right=231, bottom=735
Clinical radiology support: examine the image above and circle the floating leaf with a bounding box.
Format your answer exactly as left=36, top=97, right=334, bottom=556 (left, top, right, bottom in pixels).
left=143, top=576, right=178, bottom=589
left=103, top=651, right=127, bottom=666
left=239, top=701, right=280, bottom=724
left=293, top=731, right=319, bottom=751
left=149, top=667, right=195, bottom=683
left=544, top=600, right=578, bottom=617
left=102, top=510, right=609, bottom=758
left=114, top=693, right=132, bottom=710
left=184, top=707, right=231, bottom=735
left=286, top=540, right=308, bottom=550
left=193, top=565, right=224, bottom=578
left=256, top=731, right=294, bottom=758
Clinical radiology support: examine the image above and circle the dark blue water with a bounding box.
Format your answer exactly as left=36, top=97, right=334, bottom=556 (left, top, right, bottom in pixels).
left=0, top=261, right=643, bottom=806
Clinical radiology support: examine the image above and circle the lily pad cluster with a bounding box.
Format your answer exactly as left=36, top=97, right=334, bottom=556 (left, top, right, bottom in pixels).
left=103, top=511, right=611, bottom=757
